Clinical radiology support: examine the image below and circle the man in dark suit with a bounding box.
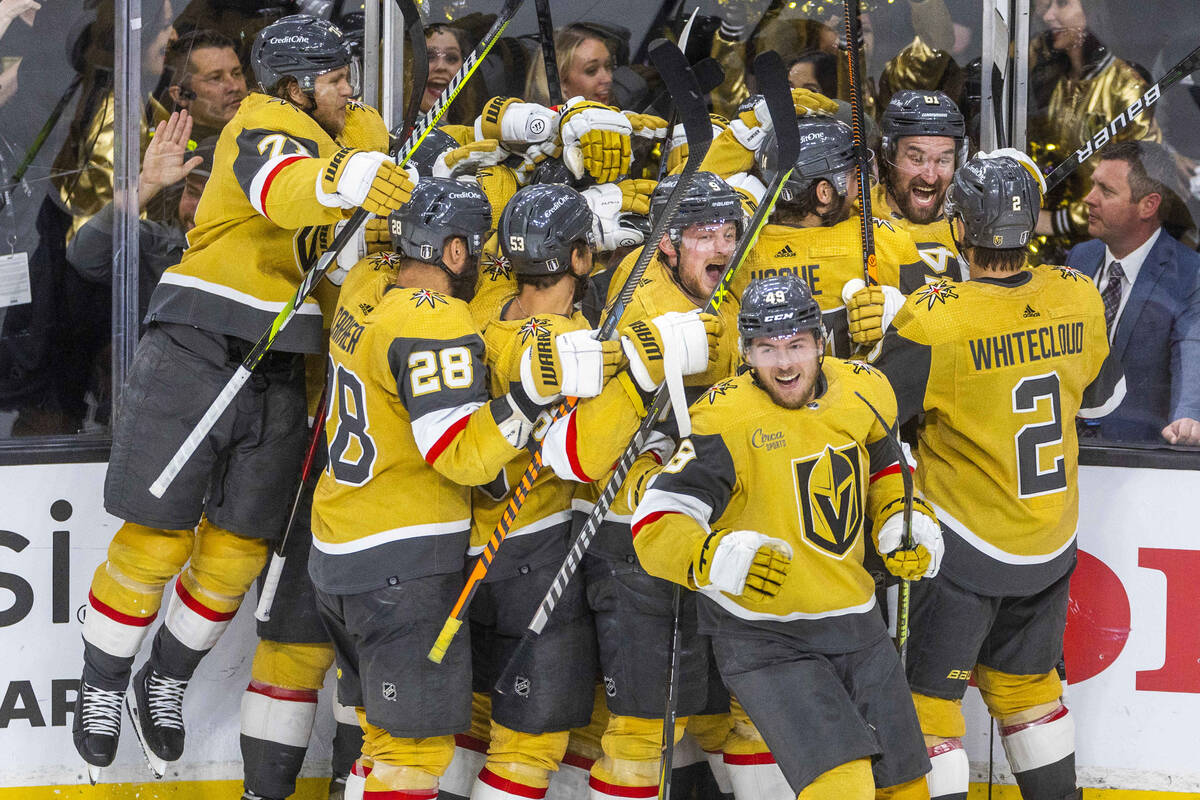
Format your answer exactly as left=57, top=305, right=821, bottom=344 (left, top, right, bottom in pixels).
left=1067, top=140, right=1200, bottom=445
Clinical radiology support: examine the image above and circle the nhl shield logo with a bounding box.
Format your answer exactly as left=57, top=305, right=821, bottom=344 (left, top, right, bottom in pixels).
left=792, top=442, right=863, bottom=559
left=381, top=682, right=397, bottom=702
left=514, top=675, right=531, bottom=697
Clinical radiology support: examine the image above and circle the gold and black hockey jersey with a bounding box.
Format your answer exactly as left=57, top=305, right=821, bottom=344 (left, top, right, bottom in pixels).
left=873, top=266, right=1124, bottom=595
left=309, top=261, right=523, bottom=594
left=733, top=217, right=919, bottom=357
left=870, top=181, right=965, bottom=287
left=631, top=359, right=910, bottom=651
left=146, top=93, right=388, bottom=353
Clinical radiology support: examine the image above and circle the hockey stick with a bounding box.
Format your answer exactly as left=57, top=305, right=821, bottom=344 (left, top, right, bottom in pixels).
left=399, top=0, right=429, bottom=141
left=855, top=390, right=914, bottom=664
left=494, top=50, right=802, bottom=694
left=1044, top=43, right=1200, bottom=192
left=657, top=585, right=684, bottom=799
left=149, top=0, right=526, bottom=498
left=426, top=38, right=713, bottom=664
left=254, top=390, right=328, bottom=622
left=842, top=0, right=878, bottom=287
left=534, top=0, right=562, bottom=105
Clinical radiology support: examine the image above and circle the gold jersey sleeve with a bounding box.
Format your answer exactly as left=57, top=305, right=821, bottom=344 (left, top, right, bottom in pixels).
left=871, top=181, right=965, bottom=286
left=309, top=273, right=522, bottom=594
left=630, top=360, right=907, bottom=649
left=874, top=266, right=1114, bottom=594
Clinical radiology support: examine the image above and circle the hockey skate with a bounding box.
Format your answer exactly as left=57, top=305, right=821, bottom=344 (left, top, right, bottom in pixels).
left=73, top=680, right=126, bottom=784
left=126, top=662, right=188, bottom=778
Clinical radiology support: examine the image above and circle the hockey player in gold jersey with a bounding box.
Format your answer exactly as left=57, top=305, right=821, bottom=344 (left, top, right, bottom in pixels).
left=73, top=16, right=415, bottom=781
left=631, top=275, right=942, bottom=800
left=536, top=173, right=735, bottom=800
left=873, top=152, right=1125, bottom=800
left=704, top=114, right=924, bottom=356
left=308, top=178, right=612, bottom=800
left=462, top=183, right=617, bottom=800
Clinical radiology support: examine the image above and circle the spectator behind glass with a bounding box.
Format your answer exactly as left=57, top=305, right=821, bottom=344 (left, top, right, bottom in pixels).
left=1066, top=141, right=1200, bottom=447
left=0, top=0, right=39, bottom=109
left=1028, top=0, right=1162, bottom=261
left=787, top=49, right=837, bottom=98
left=421, top=23, right=480, bottom=125
left=162, top=29, right=247, bottom=141
left=524, top=24, right=613, bottom=106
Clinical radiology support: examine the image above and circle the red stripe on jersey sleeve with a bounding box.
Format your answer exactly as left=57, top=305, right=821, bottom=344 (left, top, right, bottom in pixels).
left=565, top=410, right=593, bottom=483
left=869, top=463, right=913, bottom=484
left=258, top=155, right=307, bottom=221
left=424, top=414, right=471, bottom=465
left=631, top=509, right=678, bottom=540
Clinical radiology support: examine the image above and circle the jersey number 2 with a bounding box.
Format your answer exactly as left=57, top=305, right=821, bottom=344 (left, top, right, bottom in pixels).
left=326, top=361, right=377, bottom=486
left=1013, top=372, right=1066, bottom=498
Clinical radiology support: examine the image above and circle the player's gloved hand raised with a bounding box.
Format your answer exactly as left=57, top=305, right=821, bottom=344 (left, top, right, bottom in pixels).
left=664, top=114, right=729, bottom=174
left=729, top=88, right=839, bottom=152
left=877, top=505, right=943, bottom=580
left=434, top=138, right=510, bottom=180
left=320, top=217, right=368, bottom=285
left=692, top=528, right=792, bottom=601
left=320, top=148, right=415, bottom=215
left=582, top=179, right=657, bottom=251
left=841, top=278, right=905, bottom=346
left=519, top=327, right=624, bottom=404
left=620, top=310, right=721, bottom=392
left=623, top=111, right=669, bottom=142
left=726, top=171, right=766, bottom=210
left=475, top=96, right=557, bottom=145
left=559, top=97, right=633, bottom=183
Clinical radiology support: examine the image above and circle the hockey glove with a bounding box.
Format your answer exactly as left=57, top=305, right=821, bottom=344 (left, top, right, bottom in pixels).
left=434, top=139, right=510, bottom=180
left=877, top=504, right=944, bottom=580
left=475, top=96, right=557, bottom=145
left=729, top=88, right=840, bottom=153
left=693, top=529, right=792, bottom=601
left=841, top=279, right=905, bottom=346
left=620, top=310, right=721, bottom=392
left=725, top=171, right=766, bottom=210
left=624, top=111, right=669, bottom=142
left=582, top=180, right=657, bottom=251
left=665, top=114, right=729, bottom=174
left=323, top=217, right=369, bottom=285
left=520, top=328, right=623, bottom=402
left=363, top=216, right=392, bottom=254
left=319, top=148, right=415, bottom=215
left=559, top=97, right=633, bottom=183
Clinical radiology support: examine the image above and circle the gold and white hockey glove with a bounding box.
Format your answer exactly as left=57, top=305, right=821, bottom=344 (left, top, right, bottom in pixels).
left=434, top=138, right=510, bottom=181
left=520, top=328, right=623, bottom=402
left=693, top=528, right=793, bottom=601
left=475, top=96, right=557, bottom=146
left=623, top=110, right=669, bottom=142
left=322, top=217, right=369, bottom=285
left=842, top=278, right=905, bottom=347
left=877, top=504, right=943, bottom=580
left=559, top=97, right=633, bottom=183
left=619, top=310, right=720, bottom=392
left=363, top=216, right=392, bottom=254
left=582, top=179, right=657, bottom=251
left=728, top=88, right=839, bottom=153
left=319, top=147, right=415, bottom=215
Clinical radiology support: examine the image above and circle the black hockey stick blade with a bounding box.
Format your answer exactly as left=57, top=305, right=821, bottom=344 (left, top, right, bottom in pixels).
left=494, top=51, right=798, bottom=697
left=842, top=0, right=877, bottom=285
left=1045, top=43, right=1200, bottom=192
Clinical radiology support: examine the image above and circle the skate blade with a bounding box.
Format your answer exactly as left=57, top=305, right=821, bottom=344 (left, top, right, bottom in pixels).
left=124, top=689, right=168, bottom=779
left=86, top=763, right=103, bottom=785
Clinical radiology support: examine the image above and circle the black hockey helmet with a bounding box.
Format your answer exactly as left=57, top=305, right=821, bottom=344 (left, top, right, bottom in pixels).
left=389, top=177, right=491, bottom=263
left=880, top=90, right=968, bottom=167
left=944, top=150, right=1045, bottom=249
left=738, top=274, right=824, bottom=345
left=406, top=127, right=460, bottom=177
left=251, top=15, right=359, bottom=96
left=650, top=171, right=744, bottom=245
left=758, top=116, right=861, bottom=203
left=498, top=184, right=594, bottom=277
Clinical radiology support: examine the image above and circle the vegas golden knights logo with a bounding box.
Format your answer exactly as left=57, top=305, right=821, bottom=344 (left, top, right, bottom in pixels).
left=791, top=442, right=863, bottom=558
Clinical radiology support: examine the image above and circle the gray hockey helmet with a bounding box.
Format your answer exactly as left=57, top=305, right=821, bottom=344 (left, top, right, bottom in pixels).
left=251, top=15, right=358, bottom=96
left=944, top=152, right=1044, bottom=249
left=758, top=116, right=862, bottom=202
left=498, top=184, right=594, bottom=277
left=649, top=171, right=744, bottom=244
left=406, top=127, right=460, bottom=177
left=389, top=178, right=491, bottom=263
left=738, top=274, right=824, bottom=344
left=880, top=90, right=968, bottom=167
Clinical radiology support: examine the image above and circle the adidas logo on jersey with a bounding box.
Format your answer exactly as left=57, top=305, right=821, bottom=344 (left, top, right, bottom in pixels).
left=1023, top=305, right=1041, bottom=318
left=775, top=244, right=797, bottom=258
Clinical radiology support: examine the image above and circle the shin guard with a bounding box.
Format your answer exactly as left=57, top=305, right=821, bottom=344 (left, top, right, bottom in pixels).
left=926, top=739, right=968, bottom=800
left=1000, top=706, right=1077, bottom=800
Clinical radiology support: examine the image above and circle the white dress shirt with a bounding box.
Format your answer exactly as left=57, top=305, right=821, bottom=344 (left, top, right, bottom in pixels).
left=1098, top=226, right=1162, bottom=342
